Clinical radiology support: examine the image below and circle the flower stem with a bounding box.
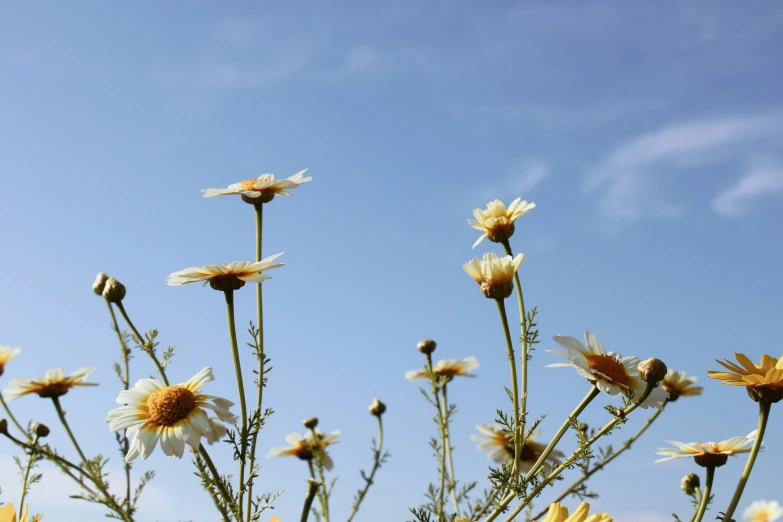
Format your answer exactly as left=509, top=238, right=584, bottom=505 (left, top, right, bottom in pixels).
left=442, top=384, right=460, bottom=516
left=200, top=444, right=239, bottom=519
left=52, top=396, right=89, bottom=465
left=224, top=289, right=248, bottom=521
left=495, top=298, right=521, bottom=479
left=346, top=416, right=385, bottom=522
left=720, top=400, right=771, bottom=522
left=115, top=302, right=169, bottom=386
left=693, top=466, right=715, bottom=522
left=426, top=353, right=447, bottom=517
left=0, top=393, right=30, bottom=440
left=308, top=428, right=330, bottom=522
left=301, top=479, right=321, bottom=522
left=195, top=453, right=232, bottom=522
left=18, top=433, right=41, bottom=511
left=308, top=459, right=327, bottom=520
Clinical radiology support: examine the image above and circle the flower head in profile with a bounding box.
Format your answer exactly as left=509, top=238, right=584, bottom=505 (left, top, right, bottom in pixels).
left=202, top=169, right=311, bottom=204
left=708, top=353, right=783, bottom=404
left=546, top=332, right=668, bottom=410
left=269, top=429, right=340, bottom=470
left=405, top=357, right=479, bottom=381
left=469, top=197, right=535, bottom=248
left=0, top=346, right=21, bottom=378
left=167, top=254, right=284, bottom=292
left=541, top=501, right=612, bottom=522
left=743, top=500, right=782, bottom=522
left=0, top=503, right=43, bottom=522
left=656, top=430, right=758, bottom=468
left=471, top=424, right=563, bottom=473
left=4, top=368, right=97, bottom=401
left=463, top=252, right=524, bottom=300
left=661, top=369, right=703, bottom=402
left=106, top=367, right=236, bottom=463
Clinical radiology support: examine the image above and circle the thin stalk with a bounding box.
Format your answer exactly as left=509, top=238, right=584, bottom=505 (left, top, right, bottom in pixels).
left=688, top=487, right=703, bottom=522
left=301, top=479, right=321, bottom=522
left=224, top=289, right=248, bottom=521
left=692, top=466, right=715, bottom=522
left=195, top=453, right=232, bottom=522
left=426, top=353, right=447, bottom=517
left=346, top=416, right=385, bottom=522
left=442, top=385, right=460, bottom=516
left=52, top=396, right=89, bottom=464
left=495, top=298, right=521, bottom=478
left=501, top=240, right=528, bottom=448
left=200, top=444, right=239, bottom=520
left=115, top=302, right=169, bottom=386
left=18, top=434, right=41, bottom=511
left=308, top=460, right=326, bottom=520
left=720, top=401, right=771, bottom=522
left=106, top=300, right=133, bottom=509
left=308, top=428, right=330, bottom=522
left=472, top=491, right=499, bottom=520
left=0, top=393, right=30, bottom=440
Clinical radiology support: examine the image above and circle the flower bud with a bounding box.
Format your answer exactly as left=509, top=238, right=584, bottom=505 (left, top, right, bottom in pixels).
left=302, top=417, right=319, bottom=430
left=681, top=473, right=700, bottom=495
left=578, top=423, right=588, bottom=432
left=32, top=423, right=50, bottom=438
left=417, top=339, right=436, bottom=355
left=0, top=419, right=7, bottom=435
left=368, top=398, right=386, bottom=417
left=102, top=277, right=127, bottom=303
left=615, top=408, right=625, bottom=418
left=93, top=272, right=109, bottom=295
left=638, top=358, right=668, bottom=384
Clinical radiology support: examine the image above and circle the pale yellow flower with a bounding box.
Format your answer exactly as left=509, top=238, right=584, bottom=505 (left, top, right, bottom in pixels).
left=661, top=369, right=703, bottom=401
left=656, top=430, right=758, bottom=467
left=167, top=255, right=284, bottom=291
left=709, top=353, right=783, bottom=403
left=471, top=424, right=563, bottom=473
left=743, top=500, right=782, bottom=522
left=0, top=346, right=21, bottom=378
left=202, top=170, right=311, bottom=203
left=269, top=429, right=340, bottom=470
left=468, top=197, right=535, bottom=248
left=541, top=501, right=612, bottom=522
left=106, top=367, right=236, bottom=463
left=4, top=367, right=97, bottom=401
left=404, top=357, right=479, bottom=381
left=0, top=503, right=43, bottom=522
left=463, top=252, right=524, bottom=299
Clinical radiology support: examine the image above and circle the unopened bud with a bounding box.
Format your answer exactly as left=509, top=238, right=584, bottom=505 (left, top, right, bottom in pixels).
left=93, top=272, right=109, bottom=295
left=417, top=339, right=436, bottom=355
left=578, top=423, right=588, bottom=432
left=102, top=277, right=126, bottom=303
left=638, top=358, right=668, bottom=384
left=369, top=398, right=386, bottom=417
left=302, top=417, right=319, bottom=430
left=681, top=473, right=700, bottom=495
left=32, top=423, right=50, bottom=438
left=0, top=419, right=7, bottom=434
left=615, top=408, right=625, bottom=418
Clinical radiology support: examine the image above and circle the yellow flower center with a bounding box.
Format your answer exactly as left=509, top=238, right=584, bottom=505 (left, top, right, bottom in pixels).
left=586, top=354, right=631, bottom=387
left=436, top=366, right=464, bottom=378
left=754, top=512, right=771, bottom=522
left=694, top=442, right=721, bottom=453
left=147, top=385, right=196, bottom=427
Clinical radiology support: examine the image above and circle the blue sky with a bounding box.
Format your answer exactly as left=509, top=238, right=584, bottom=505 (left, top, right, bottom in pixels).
left=1, top=2, right=782, bottom=521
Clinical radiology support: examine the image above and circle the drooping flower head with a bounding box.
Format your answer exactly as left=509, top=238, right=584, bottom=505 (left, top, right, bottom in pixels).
left=708, top=353, right=783, bottom=404
left=202, top=169, right=311, bottom=205
left=463, top=252, right=524, bottom=300
left=743, top=500, right=782, bottom=522
left=4, top=368, right=97, bottom=401
left=471, top=424, right=563, bottom=473
left=404, top=357, right=479, bottom=382
left=656, top=430, right=758, bottom=468
left=546, top=331, right=668, bottom=409
left=661, top=369, right=703, bottom=402
left=0, top=346, right=21, bottom=378
left=268, top=429, right=340, bottom=470
left=167, top=255, right=284, bottom=292
left=106, top=367, right=236, bottom=463
left=468, top=197, right=535, bottom=248
left=541, top=501, right=612, bottom=522
left=0, top=503, right=43, bottom=522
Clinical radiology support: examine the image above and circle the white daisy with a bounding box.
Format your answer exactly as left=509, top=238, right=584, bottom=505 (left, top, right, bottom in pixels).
left=661, top=369, right=703, bottom=402
left=743, top=500, right=783, bottom=522
left=471, top=424, right=563, bottom=473
left=546, top=331, right=668, bottom=410
left=106, top=367, right=236, bottom=462
left=463, top=252, right=524, bottom=300
left=656, top=430, right=758, bottom=467
left=268, top=429, right=340, bottom=470
left=0, top=346, right=21, bottom=378
left=469, top=197, right=536, bottom=248
left=202, top=170, right=311, bottom=204
left=4, top=367, right=97, bottom=401
left=404, top=357, right=479, bottom=381
left=167, top=255, right=284, bottom=291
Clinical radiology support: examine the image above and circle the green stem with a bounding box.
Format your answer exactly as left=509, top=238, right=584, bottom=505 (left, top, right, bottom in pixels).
left=495, top=299, right=521, bottom=479
left=308, top=428, right=330, bottom=522
left=426, top=353, right=447, bottom=517
left=200, top=444, right=239, bottom=520
left=720, top=401, right=771, bottom=522
left=18, top=434, right=41, bottom=511
left=472, top=491, right=499, bottom=520
left=301, top=479, right=321, bottom=522
left=693, top=466, right=715, bottom=522
left=52, top=396, right=89, bottom=465
left=688, top=487, right=703, bottom=522
left=115, top=302, right=169, bottom=386
left=308, top=459, right=326, bottom=520
left=346, top=416, right=384, bottom=522
left=442, top=385, right=460, bottom=516
left=224, top=289, right=248, bottom=521
left=195, top=453, right=232, bottom=522
left=0, top=393, right=30, bottom=440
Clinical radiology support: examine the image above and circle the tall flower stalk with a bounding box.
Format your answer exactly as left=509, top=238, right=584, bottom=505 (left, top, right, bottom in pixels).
left=224, top=288, right=248, bottom=521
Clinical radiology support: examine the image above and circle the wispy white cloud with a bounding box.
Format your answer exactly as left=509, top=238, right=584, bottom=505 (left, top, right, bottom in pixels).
left=474, top=160, right=550, bottom=203
left=511, top=160, right=548, bottom=194
left=712, top=160, right=783, bottom=217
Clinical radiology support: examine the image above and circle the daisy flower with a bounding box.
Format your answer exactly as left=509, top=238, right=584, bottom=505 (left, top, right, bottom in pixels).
left=709, top=353, right=783, bottom=404
left=463, top=252, right=524, bottom=300
left=269, top=429, right=340, bottom=470
left=167, top=255, right=284, bottom=292
left=0, top=503, right=43, bottom=522
left=202, top=169, right=311, bottom=204
left=743, top=500, right=783, bottom=522
left=106, top=367, right=236, bottom=463
left=4, top=368, right=97, bottom=401
left=656, top=430, right=758, bottom=468
left=0, top=346, right=21, bottom=378
left=404, top=356, right=479, bottom=381
left=471, top=424, right=563, bottom=473
left=468, top=197, right=535, bottom=248
left=661, top=369, right=703, bottom=402
left=541, top=501, right=612, bottom=522
left=546, top=331, right=668, bottom=409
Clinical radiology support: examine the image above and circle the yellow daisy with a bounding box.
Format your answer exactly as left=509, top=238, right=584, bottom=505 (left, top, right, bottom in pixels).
left=656, top=430, right=758, bottom=467
left=743, top=500, right=782, bottom=522
left=106, top=367, right=236, bottom=462
left=0, top=346, right=21, bottom=378
left=0, top=503, right=43, bottom=522
left=541, top=501, right=612, bottom=522
left=546, top=331, right=668, bottom=409
left=404, top=357, right=479, bottom=381
left=4, top=367, right=97, bottom=401
left=661, top=369, right=703, bottom=401
left=268, top=429, right=340, bottom=470
left=471, top=424, right=563, bottom=473
left=708, top=353, right=783, bottom=403
left=468, top=197, right=535, bottom=248
left=463, top=252, right=524, bottom=300
left=167, top=255, right=284, bottom=291
left=202, top=169, right=311, bottom=204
